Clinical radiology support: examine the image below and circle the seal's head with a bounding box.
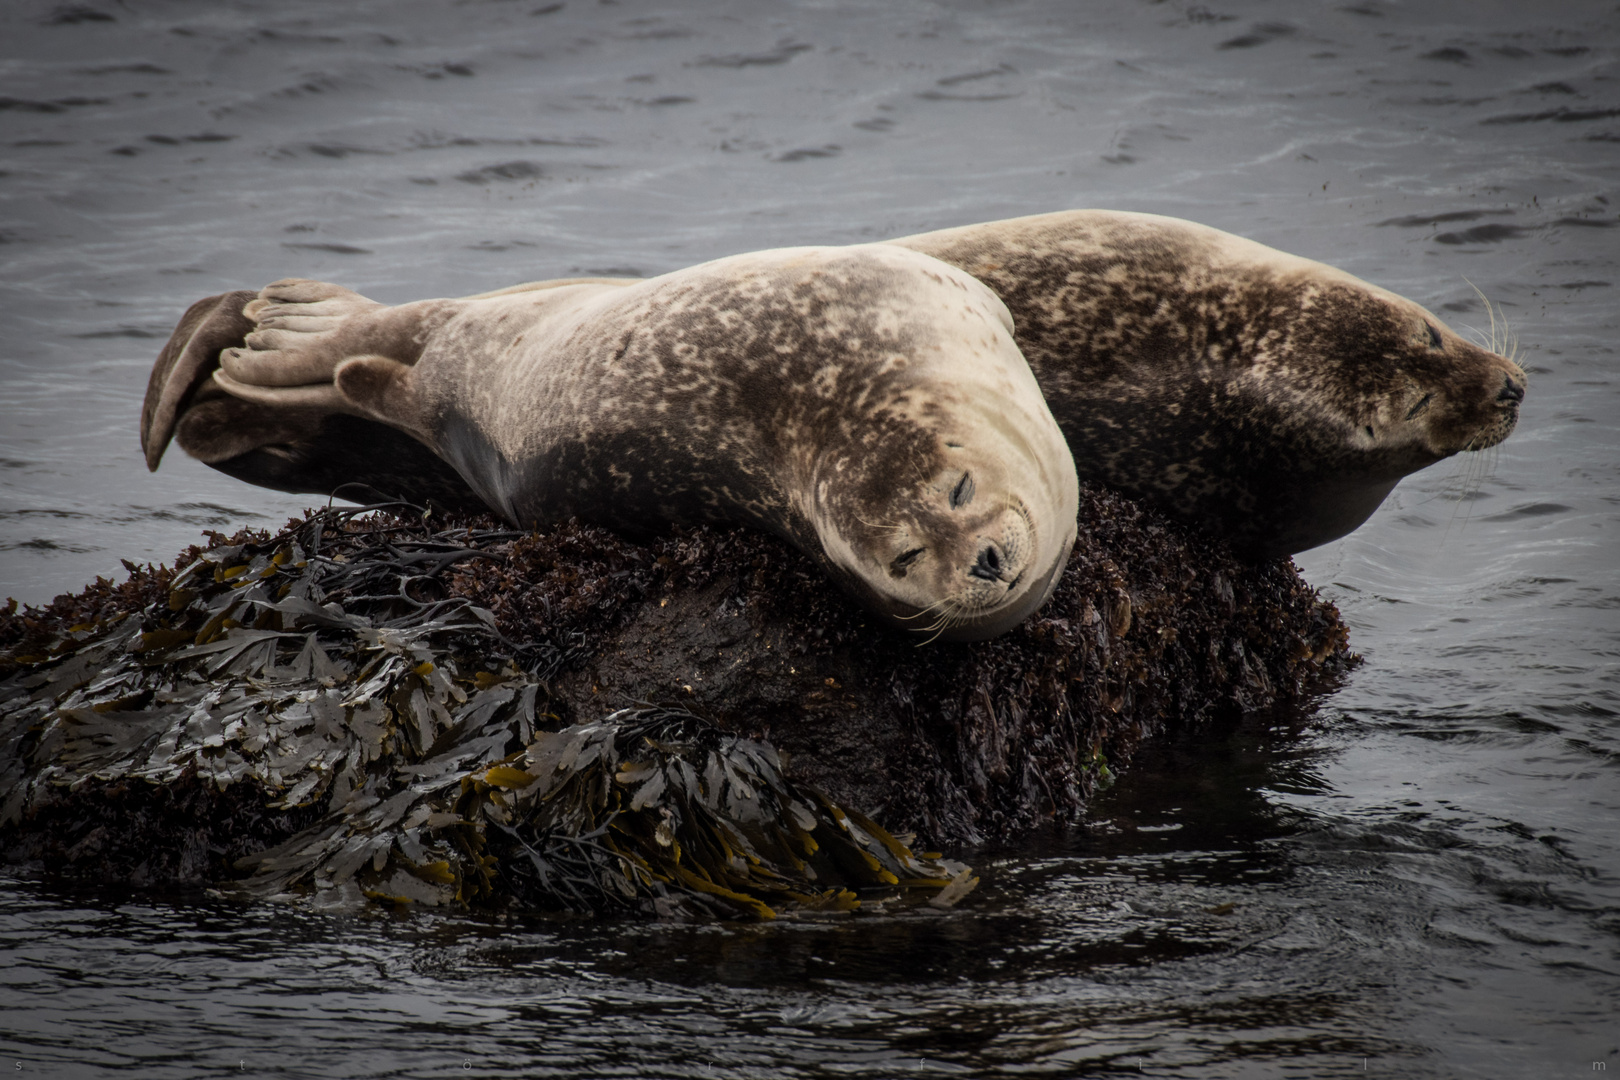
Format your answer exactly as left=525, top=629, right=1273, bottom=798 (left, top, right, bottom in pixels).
left=723, top=244, right=1083, bottom=642
left=1273, top=276, right=1526, bottom=467
left=811, top=396, right=1079, bottom=643
left=1225, top=269, right=1528, bottom=555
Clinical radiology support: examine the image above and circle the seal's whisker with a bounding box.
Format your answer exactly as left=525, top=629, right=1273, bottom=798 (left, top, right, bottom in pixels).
left=1430, top=449, right=1474, bottom=543
left=893, top=596, right=955, bottom=623
left=1437, top=438, right=1501, bottom=546
left=1468, top=279, right=1498, bottom=354
left=912, top=453, right=933, bottom=490
left=1438, top=466, right=1471, bottom=548
left=914, top=599, right=964, bottom=646
left=1463, top=279, right=1519, bottom=361
left=1497, top=314, right=1520, bottom=366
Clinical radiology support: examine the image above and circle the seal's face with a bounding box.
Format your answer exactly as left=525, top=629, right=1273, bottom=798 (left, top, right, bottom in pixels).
left=812, top=411, right=1078, bottom=643
left=1196, top=274, right=1530, bottom=557
left=1266, top=277, right=1528, bottom=478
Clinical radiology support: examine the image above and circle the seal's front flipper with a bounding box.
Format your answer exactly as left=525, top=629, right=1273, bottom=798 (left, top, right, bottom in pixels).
left=176, top=370, right=484, bottom=511
left=141, top=290, right=258, bottom=470
left=211, top=353, right=438, bottom=453
left=330, top=355, right=436, bottom=446
left=211, top=369, right=352, bottom=412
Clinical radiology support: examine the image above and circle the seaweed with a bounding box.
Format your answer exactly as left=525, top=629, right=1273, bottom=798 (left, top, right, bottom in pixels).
left=453, top=484, right=1356, bottom=848
left=455, top=705, right=973, bottom=920
left=0, top=507, right=972, bottom=918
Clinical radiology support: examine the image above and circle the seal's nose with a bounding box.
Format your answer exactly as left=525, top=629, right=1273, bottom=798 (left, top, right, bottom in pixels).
left=969, top=544, right=1003, bottom=582
left=1497, top=374, right=1525, bottom=405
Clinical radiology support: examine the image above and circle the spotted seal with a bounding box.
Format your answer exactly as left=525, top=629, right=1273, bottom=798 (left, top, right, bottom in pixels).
left=141, top=245, right=1080, bottom=641
left=889, top=210, right=1527, bottom=559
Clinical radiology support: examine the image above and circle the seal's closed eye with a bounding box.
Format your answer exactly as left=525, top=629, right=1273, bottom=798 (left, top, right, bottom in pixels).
left=1426, top=322, right=1444, bottom=349
left=1404, top=392, right=1434, bottom=420
left=950, top=471, right=975, bottom=509
left=889, top=547, right=925, bottom=578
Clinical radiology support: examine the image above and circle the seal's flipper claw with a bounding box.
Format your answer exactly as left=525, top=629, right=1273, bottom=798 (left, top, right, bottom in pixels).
left=141, top=290, right=258, bottom=471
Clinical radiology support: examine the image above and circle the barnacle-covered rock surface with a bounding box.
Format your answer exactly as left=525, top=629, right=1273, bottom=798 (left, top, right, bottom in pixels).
left=0, top=485, right=1352, bottom=918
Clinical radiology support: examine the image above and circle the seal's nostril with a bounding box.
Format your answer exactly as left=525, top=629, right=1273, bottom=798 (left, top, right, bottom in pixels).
left=1497, top=376, right=1525, bottom=404
left=969, top=545, right=1002, bottom=581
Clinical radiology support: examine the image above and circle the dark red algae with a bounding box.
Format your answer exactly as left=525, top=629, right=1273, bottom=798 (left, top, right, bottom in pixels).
left=0, top=485, right=1352, bottom=919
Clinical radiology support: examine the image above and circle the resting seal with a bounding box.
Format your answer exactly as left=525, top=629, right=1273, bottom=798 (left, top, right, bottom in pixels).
left=141, top=245, right=1080, bottom=641
left=889, top=211, right=1528, bottom=558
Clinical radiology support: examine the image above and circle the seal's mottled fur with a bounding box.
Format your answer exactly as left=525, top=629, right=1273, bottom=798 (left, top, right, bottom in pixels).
left=143, top=245, right=1079, bottom=641
left=891, top=211, right=1527, bottom=558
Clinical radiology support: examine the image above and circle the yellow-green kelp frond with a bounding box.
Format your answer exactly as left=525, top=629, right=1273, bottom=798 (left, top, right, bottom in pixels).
left=454, top=705, right=977, bottom=920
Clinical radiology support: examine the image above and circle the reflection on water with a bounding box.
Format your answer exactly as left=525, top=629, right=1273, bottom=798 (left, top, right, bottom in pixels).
left=1, top=0, right=1616, bottom=1076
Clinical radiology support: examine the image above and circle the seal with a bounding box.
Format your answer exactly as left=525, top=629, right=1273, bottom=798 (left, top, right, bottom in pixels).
left=142, top=245, right=1081, bottom=641
left=888, top=210, right=1528, bottom=558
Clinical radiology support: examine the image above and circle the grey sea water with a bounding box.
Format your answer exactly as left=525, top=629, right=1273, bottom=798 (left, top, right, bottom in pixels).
left=0, top=0, right=1616, bottom=1076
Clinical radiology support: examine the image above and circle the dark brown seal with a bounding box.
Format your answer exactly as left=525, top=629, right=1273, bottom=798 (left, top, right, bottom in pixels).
left=890, top=211, right=1528, bottom=558
left=142, top=246, right=1079, bottom=641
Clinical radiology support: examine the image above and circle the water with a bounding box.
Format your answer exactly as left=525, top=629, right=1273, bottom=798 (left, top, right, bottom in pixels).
left=1, top=0, right=1616, bottom=1075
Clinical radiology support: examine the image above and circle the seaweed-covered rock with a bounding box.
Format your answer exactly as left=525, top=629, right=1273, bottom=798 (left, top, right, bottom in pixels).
left=0, top=509, right=970, bottom=919
left=0, top=486, right=1351, bottom=917
left=446, top=484, right=1352, bottom=845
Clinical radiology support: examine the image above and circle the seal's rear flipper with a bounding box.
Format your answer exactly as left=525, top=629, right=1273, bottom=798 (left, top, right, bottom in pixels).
left=191, top=407, right=489, bottom=512
left=141, top=290, right=258, bottom=470
left=144, top=290, right=487, bottom=511
left=222, top=278, right=386, bottom=387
